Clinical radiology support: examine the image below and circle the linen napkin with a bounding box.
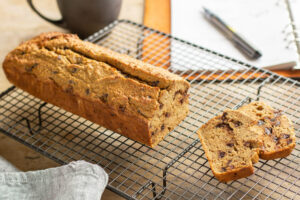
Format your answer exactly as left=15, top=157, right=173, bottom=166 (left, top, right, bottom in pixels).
left=0, top=160, right=108, bottom=200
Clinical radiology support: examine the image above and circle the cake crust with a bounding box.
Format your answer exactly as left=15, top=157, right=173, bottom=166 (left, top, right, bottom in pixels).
left=3, top=32, right=190, bottom=147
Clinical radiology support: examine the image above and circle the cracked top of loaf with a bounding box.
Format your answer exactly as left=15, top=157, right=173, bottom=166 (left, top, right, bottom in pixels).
left=3, top=32, right=190, bottom=121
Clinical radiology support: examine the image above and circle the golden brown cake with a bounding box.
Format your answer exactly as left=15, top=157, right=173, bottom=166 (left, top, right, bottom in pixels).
left=197, top=101, right=296, bottom=182
left=197, top=110, right=263, bottom=182
left=2, top=32, right=190, bottom=147
left=238, top=101, right=296, bottom=160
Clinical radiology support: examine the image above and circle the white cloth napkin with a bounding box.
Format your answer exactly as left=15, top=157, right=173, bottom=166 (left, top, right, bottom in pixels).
left=0, top=160, right=108, bottom=200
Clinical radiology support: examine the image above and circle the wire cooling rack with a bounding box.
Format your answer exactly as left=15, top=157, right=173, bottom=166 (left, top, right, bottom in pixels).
left=0, top=20, right=300, bottom=200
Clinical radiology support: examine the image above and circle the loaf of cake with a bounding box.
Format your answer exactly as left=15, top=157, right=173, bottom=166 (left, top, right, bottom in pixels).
left=238, top=101, right=296, bottom=160
left=2, top=32, right=190, bottom=147
left=197, top=110, right=264, bottom=182
left=197, top=101, right=296, bottom=182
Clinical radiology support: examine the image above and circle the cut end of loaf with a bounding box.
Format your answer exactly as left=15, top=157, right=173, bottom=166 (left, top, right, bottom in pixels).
left=238, top=101, right=296, bottom=160
left=197, top=110, right=263, bottom=182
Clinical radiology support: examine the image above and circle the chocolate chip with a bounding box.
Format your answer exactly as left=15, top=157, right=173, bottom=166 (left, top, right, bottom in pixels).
left=68, top=80, right=74, bottom=84
left=216, top=123, right=233, bottom=131
left=85, top=88, right=90, bottom=95
left=111, top=113, right=116, bottom=117
left=165, top=112, right=170, bottom=117
left=274, top=110, right=282, bottom=117
left=226, top=143, right=234, bottom=147
left=244, top=141, right=253, bottom=149
left=180, top=98, right=185, bottom=104
left=175, top=90, right=182, bottom=96
left=282, top=134, right=290, bottom=139
left=257, top=106, right=263, bottom=111
left=274, top=120, right=281, bottom=126
left=25, top=63, right=38, bottom=72
left=216, top=123, right=226, bottom=128
left=151, top=131, right=155, bottom=136
left=161, top=124, right=165, bottom=131
left=221, top=112, right=228, bottom=121
left=148, top=95, right=152, bottom=99
left=287, top=139, right=293, bottom=145
left=151, top=80, right=159, bottom=87
left=219, top=151, right=226, bottom=158
left=52, top=71, right=59, bottom=74
left=49, top=35, right=59, bottom=40
left=264, top=127, right=272, bottom=135
left=119, top=105, right=126, bottom=112
left=273, top=136, right=280, bottom=144
left=159, top=103, right=164, bottom=109
left=65, top=86, right=73, bottom=93
left=99, top=94, right=108, bottom=103
left=257, top=120, right=265, bottom=126
left=222, top=167, right=227, bottom=172
left=233, top=120, right=242, bottom=127
left=71, top=67, right=78, bottom=73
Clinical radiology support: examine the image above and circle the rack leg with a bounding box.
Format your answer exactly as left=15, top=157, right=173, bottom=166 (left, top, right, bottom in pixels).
left=24, top=102, right=47, bottom=135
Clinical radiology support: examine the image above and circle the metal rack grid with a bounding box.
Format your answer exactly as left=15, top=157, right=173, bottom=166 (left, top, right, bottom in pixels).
left=0, top=20, right=299, bottom=199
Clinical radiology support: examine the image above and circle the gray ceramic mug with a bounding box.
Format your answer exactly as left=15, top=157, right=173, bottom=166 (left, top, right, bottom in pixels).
left=27, top=0, right=122, bottom=38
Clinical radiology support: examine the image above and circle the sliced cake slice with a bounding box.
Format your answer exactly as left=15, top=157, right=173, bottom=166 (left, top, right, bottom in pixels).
left=197, top=110, right=264, bottom=182
left=238, top=101, right=296, bottom=160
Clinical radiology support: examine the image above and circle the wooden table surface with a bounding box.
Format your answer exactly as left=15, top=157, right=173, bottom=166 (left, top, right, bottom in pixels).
left=0, top=0, right=143, bottom=199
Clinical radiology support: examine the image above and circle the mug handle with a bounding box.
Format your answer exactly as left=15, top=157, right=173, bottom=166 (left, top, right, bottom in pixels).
left=27, top=0, right=66, bottom=28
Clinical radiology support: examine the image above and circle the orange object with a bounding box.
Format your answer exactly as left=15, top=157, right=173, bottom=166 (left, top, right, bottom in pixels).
left=143, top=0, right=300, bottom=79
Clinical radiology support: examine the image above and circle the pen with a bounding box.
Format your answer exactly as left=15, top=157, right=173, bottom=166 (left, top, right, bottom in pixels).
left=202, top=7, right=262, bottom=60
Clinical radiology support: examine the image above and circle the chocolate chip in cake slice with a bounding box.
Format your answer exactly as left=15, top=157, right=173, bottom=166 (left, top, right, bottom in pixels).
left=218, top=151, right=226, bottom=158
left=233, top=120, right=242, bottom=127
left=25, top=63, right=38, bottom=72
left=287, top=139, right=293, bottom=145
left=52, top=70, right=59, bottom=74
left=71, top=67, right=78, bottom=73
left=274, top=110, right=282, bottom=117
left=99, top=93, right=108, bottom=103
left=282, top=134, right=290, bottom=139
left=119, top=105, right=126, bottom=112
left=65, top=86, right=73, bottom=94
left=159, top=102, right=164, bottom=109
left=85, top=88, right=90, bottom=95
left=68, top=80, right=74, bottom=84
left=244, top=141, right=254, bottom=149
left=257, top=120, right=265, bottom=126
left=273, top=136, right=280, bottom=144
left=264, top=127, right=272, bottom=135
left=165, top=112, right=170, bottom=117
left=275, top=120, right=281, bottom=126
left=226, top=143, right=234, bottom=147
left=180, top=98, right=185, bottom=104
left=216, top=123, right=233, bottom=132
left=221, top=112, right=228, bottom=121
left=151, top=80, right=159, bottom=87
left=161, top=124, right=165, bottom=131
